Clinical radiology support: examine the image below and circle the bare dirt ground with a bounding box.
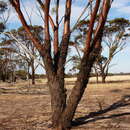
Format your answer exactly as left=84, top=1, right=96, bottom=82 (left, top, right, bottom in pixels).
left=0, top=75, right=130, bottom=130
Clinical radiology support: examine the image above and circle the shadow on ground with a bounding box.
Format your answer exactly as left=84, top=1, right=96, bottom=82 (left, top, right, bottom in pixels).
left=72, top=95, right=130, bottom=127
left=0, top=87, right=49, bottom=95
left=110, top=89, right=122, bottom=93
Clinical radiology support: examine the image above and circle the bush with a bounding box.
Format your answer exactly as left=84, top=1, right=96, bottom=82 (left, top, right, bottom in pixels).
left=15, top=70, right=27, bottom=80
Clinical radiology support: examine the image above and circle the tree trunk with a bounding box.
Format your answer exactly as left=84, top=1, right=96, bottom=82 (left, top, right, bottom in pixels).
left=96, top=73, right=99, bottom=83
left=50, top=48, right=101, bottom=130
left=48, top=75, right=67, bottom=129
left=1, top=74, right=6, bottom=82
left=31, top=59, right=35, bottom=85
left=101, top=74, right=106, bottom=83
left=94, top=66, right=99, bottom=83
left=26, top=63, right=30, bottom=80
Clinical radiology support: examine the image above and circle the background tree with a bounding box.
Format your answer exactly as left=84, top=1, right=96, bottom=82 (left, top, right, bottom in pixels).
left=0, top=46, right=19, bottom=82
left=0, top=1, right=7, bottom=32
left=2, top=25, right=44, bottom=84
left=9, top=0, right=113, bottom=129
left=70, top=18, right=130, bottom=83
left=95, top=18, right=130, bottom=83
left=0, top=1, right=9, bottom=81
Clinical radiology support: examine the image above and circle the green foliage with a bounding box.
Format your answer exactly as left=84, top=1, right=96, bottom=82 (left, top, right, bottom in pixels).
left=70, top=17, right=130, bottom=78
left=109, top=18, right=130, bottom=27
left=51, top=7, right=56, bottom=15
left=15, top=70, right=27, bottom=80
left=0, top=1, right=7, bottom=12
left=0, top=1, right=7, bottom=32
left=12, top=25, right=44, bottom=44
left=96, top=55, right=107, bottom=65
left=104, top=18, right=130, bottom=34
left=69, top=55, right=81, bottom=73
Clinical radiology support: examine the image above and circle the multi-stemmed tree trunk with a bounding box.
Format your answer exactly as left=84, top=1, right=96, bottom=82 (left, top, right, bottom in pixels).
left=9, top=0, right=113, bottom=129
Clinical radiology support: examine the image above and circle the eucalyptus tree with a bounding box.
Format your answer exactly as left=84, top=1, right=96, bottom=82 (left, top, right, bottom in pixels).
left=3, top=25, right=44, bottom=84
left=95, top=18, right=130, bottom=83
left=0, top=1, right=7, bottom=32
left=70, top=17, right=130, bottom=83
left=0, top=46, right=18, bottom=82
left=0, top=1, right=8, bottom=81
left=9, top=0, right=113, bottom=129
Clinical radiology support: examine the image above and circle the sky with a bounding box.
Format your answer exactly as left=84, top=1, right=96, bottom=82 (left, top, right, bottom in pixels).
left=3, top=0, right=130, bottom=74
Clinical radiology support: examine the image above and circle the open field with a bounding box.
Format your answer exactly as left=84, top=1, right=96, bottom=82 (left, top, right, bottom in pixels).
left=0, top=75, right=130, bottom=130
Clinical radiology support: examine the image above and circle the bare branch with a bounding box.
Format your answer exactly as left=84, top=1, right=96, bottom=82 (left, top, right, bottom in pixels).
left=63, top=0, right=72, bottom=35
left=2, top=32, right=44, bottom=67
left=56, top=0, right=72, bottom=71
left=94, top=0, right=112, bottom=48
left=85, top=0, right=101, bottom=52
left=9, top=0, right=44, bottom=54
left=71, top=1, right=91, bottom=33
left=36, top=0, right=56, bottom=32
left=53, top=0, right=59, bottom=55
left=44, top=0, right=51, bottom=41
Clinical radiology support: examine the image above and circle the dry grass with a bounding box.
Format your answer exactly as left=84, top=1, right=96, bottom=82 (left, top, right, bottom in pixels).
left=0, top=75, right=130, bottom=129
left=65, top=75, right=130, bottom=83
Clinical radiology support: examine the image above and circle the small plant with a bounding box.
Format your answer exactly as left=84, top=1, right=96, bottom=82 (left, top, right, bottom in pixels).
left=96, top=97, right=106, bottom=111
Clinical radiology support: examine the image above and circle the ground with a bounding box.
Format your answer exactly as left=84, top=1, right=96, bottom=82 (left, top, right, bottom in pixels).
left=0, top=75, right=130, bottom=130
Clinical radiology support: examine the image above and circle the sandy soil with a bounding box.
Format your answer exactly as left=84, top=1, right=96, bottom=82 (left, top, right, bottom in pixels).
left=0, top=76, right=130, bottom=130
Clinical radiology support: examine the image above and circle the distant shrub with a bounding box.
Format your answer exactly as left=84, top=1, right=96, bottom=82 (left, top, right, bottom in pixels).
left=15, top=70, right=27, bottom=80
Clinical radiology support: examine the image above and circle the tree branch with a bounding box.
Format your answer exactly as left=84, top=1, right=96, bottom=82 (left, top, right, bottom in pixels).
left=93, top=0, right=112, bottom=49
left=36, top=0, right=56, bottom=31
left=61, top=0, right=113, bottom=125
left=63, top=0, right=72, bottom=35
left=85, top=0, right=101, bottom=52
left=9, top=0, right=44, bottom=54
left=44, top=0, right=50, bottom=41
left=53, top=0, right=59, bottom=55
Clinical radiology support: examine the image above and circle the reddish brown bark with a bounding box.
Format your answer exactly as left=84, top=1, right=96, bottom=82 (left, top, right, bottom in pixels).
left=85, top=0, right=101, bottom=52
left=10, top=0, right=44, bottom=53
left=36, top=0, right=56, bottom=31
